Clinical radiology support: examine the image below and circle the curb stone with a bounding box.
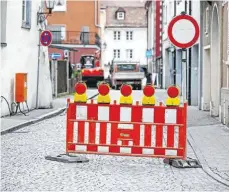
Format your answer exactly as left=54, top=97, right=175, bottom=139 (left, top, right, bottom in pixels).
left=187, top=130, right=229, bottom=187
left=1, top=107, right=66, bottom=136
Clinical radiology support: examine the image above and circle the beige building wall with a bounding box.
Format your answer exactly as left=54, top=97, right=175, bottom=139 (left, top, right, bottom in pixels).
left=220, top=1, right=229, bottom=126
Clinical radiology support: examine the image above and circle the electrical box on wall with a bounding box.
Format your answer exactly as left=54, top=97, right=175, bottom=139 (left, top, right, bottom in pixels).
left=15, top=73, right=27, bottom=103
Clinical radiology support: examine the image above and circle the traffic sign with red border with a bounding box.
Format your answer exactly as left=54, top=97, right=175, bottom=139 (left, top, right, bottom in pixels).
left=167, top=14, right=200, bottom=49
left=40, top=30, right=52, bottom=46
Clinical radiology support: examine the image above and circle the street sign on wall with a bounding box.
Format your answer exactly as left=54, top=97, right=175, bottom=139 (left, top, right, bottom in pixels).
left=40, top=30, right=53, bottom=46
left=167, top=14, right=200, bottom=49
left=50, top=53, right=61, bottom=60
left=146, top=49, right=152, bottom=58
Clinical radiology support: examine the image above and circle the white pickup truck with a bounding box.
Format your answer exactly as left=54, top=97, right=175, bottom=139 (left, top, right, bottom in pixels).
left=108, top=61, right=145, bottom=90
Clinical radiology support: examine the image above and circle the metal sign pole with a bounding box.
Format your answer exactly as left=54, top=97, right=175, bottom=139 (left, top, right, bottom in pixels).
left=36, top=29, right=42, bottom=109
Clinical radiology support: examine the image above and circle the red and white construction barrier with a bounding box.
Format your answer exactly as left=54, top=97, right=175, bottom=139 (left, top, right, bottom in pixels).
left=66, top=100, right=187, bottom=159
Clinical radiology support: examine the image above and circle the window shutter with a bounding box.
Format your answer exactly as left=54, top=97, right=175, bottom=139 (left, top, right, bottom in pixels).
left=228, top=9, right=229, bottom=60
left=26, top=0, right=32, bottom=26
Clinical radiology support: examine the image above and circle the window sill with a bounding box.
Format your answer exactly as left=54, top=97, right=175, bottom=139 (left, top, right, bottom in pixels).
left=1, top=43, right=7, bottom=47
left=21, top=22, right=31, bottom=30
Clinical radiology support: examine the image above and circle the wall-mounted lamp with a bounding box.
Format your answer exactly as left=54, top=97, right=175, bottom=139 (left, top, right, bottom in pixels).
left=37, top=0, right=55, bottom=24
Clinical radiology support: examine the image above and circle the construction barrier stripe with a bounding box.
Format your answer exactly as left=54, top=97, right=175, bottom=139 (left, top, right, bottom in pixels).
left=66, top=101, right=187, bottom=159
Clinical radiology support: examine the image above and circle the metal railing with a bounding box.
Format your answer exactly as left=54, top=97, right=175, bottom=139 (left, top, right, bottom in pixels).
left=50, top=31, right=101, bottom=47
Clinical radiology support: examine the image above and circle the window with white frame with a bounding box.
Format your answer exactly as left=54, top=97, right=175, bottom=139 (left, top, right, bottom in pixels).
left=80, top=26, right=89, bottom=44
left=53, top=0, right=66, bottom=12
left=117, top=12, right=125, bottom=20
left=113, top=49, right=120, bottom=58
left=205, top=7, right=209, bottom=34
left=163, top=5, right=167, bottom=25
left=22, top=0, right=26, bottom=21
left=126, top=31, right=133, bottom=40
left=60, top=26, right=66, bottom=40
left=47, top=25, right=66, bottom=43
left=114, top=31, right=121, bottom=40
left=1, top=0, right=7, bottom=46
left=126, top=49, right=133, bottom=59
left=22, top=0, right=31, bottom=29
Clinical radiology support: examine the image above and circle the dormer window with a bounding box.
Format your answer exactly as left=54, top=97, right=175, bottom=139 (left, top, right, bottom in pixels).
left=117, top=12, right=125, bottom=20
left=116, top=7, right=125, bottom=20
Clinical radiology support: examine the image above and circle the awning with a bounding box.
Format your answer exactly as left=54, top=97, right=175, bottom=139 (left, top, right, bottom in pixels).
left=49, top=45, right=79, bottom=52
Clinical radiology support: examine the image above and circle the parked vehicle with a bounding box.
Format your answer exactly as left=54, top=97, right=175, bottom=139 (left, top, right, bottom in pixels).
left=80, top=51, right=104, bottom=85
left=108, top=60, right=145, bottom=90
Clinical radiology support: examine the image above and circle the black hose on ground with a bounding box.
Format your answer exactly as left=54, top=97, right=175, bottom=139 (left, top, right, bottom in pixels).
left=1, top=96, right=29, bottom=116
left=1, top=96, right=13, bottom=116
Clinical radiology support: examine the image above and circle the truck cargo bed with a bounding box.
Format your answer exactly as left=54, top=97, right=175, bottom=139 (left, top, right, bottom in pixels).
left=113, top=72, right=145, bottom=80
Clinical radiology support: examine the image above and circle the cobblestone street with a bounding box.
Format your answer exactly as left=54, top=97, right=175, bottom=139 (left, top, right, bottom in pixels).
left=1, top=90, right=229, bottom=191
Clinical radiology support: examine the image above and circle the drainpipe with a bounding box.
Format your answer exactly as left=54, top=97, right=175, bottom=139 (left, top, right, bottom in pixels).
left=145, top=4, right=149, bottom=72
left=187, top=0, right=192, bottom=105
left=198, top=1, right=203, bottom=109
left=94, top=0, right=102, bottom=29
left=173, top=0, right=176, bottom=85
left=161, top=1, right=164, bottom=88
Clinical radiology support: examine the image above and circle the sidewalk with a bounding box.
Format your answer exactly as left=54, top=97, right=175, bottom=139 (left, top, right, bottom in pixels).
left=1, top=93, right=229, bottom=186
left=1, top=95, right=73, bottom=135
left=187, top=106, right=229, bottom=186
left=1, top=89, right=99, bottom=135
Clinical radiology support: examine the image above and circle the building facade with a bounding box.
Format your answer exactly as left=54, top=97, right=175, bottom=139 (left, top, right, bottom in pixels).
left=1, top=0, right=52, bottom=116
left=200, top=1, right=229, bottom=126
left=161, top=0, right=200, bottom=106
left=102, top=6, right=147, bottom=78
left=47, top=0, right=101, bottom=64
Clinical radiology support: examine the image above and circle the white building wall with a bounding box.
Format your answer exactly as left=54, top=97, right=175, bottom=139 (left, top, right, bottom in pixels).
left=1, top=0, right=52, bottom=116
left=103, top=27, right=147, bottom=73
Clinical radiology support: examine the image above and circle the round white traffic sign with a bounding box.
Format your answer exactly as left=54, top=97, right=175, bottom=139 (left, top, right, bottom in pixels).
left=168, top=14, right=200, bottom=49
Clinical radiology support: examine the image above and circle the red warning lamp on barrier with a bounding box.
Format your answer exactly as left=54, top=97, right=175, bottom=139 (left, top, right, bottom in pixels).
left=120, top=84, right=132, bottom=97
left=74, top=82, right=87, bottom=103
left=142, top=84, right=156, bottom=105
left=167, top=86, right=179, bottom=98
left=98, top=83, right=110, bottom=96
left=166, top=85, right=180, bottom=106
left=120, top=84, right=133, bottom=104
left=143, top=85, right=155, bottom=97
left=75, top=82, right=87, bottom=95
left=97, top=82, right=110, bottom=104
